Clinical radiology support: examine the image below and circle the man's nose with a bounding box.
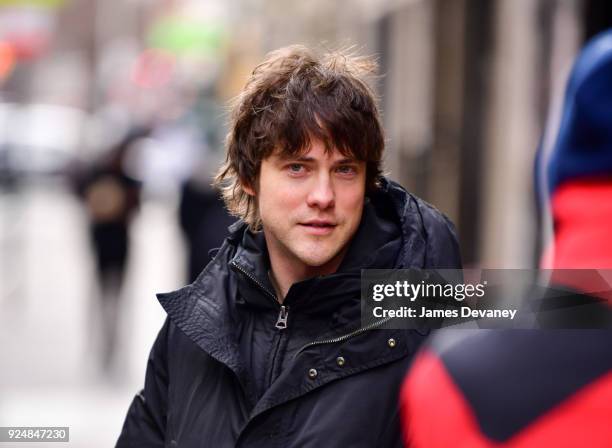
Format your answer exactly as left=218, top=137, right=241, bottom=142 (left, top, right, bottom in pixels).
left=306, top=173, right=335, bottom=209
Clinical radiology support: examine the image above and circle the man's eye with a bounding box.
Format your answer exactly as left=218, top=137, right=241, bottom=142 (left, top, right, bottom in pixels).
left=336, top=165, right=356, bottom=175
left=288, top=164, right=304, bottom=173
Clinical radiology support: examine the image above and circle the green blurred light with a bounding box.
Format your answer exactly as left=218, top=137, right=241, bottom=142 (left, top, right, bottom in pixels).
left=148, top=17, right=225, bottom=56
left=0, top=0, right=66, bottom=8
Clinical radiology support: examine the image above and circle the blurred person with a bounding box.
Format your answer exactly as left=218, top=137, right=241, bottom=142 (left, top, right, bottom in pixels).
left=117, top=45, right=461, bottom=447
left=179, top=176, right=235, bottom=282
left=400, top=29, right=612, bottom=447
left=177, top=89, right=236, bottom=283
left=73, top=128, right=147, bottom=375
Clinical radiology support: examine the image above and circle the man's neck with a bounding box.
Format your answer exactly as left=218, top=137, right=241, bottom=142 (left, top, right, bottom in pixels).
left=267, top=246, right=348, bottom=302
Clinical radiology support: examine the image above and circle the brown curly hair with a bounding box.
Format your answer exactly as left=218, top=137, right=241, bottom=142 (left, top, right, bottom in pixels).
left=214, top=45, right=385, bottom=229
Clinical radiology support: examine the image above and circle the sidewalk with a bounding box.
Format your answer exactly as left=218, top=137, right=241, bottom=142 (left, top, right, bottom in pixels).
left=0, top=181, right=183, bottom=447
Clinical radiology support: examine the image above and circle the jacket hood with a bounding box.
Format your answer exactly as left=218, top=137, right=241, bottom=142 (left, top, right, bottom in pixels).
left=544, top=29, right=612, bottom=195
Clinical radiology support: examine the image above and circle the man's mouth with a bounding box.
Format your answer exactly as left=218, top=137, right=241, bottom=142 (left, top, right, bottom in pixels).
left=299, top=220, right=337, bottom=235
left=301, top=219, right=337, bottom=227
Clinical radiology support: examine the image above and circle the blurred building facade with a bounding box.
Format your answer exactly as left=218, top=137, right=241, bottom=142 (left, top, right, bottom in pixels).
left=247, top=0, right=610, bottom=268
left=2, top=0, right=612, bottom=271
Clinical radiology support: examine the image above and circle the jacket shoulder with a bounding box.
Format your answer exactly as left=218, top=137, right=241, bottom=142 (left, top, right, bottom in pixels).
left=409, top=194, right=463, bottom=269
left=380, top=178, right=462, bottom=269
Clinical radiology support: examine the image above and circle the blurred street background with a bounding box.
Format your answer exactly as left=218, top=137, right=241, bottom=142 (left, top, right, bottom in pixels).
left=0, top=0, right=611, bottom=446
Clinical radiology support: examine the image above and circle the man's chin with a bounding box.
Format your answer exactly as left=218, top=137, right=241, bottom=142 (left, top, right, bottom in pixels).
left=299, top=256, right=333, bottom=268
left=294, top=246, right=347, bottom=271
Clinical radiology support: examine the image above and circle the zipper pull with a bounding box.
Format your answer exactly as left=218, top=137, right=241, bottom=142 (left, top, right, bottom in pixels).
left=275, top=306, right=289, bottom=330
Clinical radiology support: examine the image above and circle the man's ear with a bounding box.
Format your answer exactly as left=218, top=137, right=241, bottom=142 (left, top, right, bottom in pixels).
left=242, top=179, right=256, bottom=197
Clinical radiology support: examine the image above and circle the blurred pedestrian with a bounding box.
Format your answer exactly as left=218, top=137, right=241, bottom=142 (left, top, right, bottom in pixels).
left=176, top=88, right=235, bottom=283
left=178, top=177, right=235, bottom=282
left=73, top=127, right=147, bottom=375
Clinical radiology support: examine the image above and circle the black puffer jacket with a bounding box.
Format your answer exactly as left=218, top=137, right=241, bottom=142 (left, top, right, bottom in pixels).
left=117, top=178, right=462, bottom=447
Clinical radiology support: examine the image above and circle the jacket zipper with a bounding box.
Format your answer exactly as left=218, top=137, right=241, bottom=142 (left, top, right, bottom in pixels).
left=275, top=306, right=289, bottom=330
left=230, top=260, right=289, bottom=331
left=293, top=315, right=394, bottom=359
left=230, top=260, right=290, bottom=389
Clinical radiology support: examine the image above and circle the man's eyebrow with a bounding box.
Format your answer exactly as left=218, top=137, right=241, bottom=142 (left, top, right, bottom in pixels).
left=334, top=157, right=359, bottom=164
left=275, top=155, right=360, bottom=163
left=276, top=154, right=316, bottom=162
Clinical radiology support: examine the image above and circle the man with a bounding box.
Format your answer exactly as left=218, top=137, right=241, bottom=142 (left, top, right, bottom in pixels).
left=117, top=45, right=461, bottom=447
left=400, top=30, right=612, bottom=448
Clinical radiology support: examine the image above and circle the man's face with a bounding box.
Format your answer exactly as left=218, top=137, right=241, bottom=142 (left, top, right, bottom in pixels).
left=247, top=138, right=366, bottom=275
